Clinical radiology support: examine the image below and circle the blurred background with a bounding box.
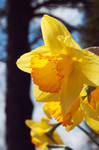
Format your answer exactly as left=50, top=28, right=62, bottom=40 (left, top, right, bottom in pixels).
left=0, top=0, right=99, bottom=150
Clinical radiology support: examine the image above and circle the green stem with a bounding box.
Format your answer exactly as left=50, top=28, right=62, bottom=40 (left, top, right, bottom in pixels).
left=77, top=125, right=99, bottom=147
left=49, top=123, right=61, bottom=134
left=45, top=123, right=61, bottom=144
left=45, top=132, right=58, bottom=144
left=47, top=144, right=73, bottom=150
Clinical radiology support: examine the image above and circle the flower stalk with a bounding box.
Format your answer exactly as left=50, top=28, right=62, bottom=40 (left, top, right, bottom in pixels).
left=47, top=144, right=73, bottom=150
left=48, top=123, right=61, bottom=134
left=77, top=125, right=99, bottom=147
left=45, top=123, right=61, bottom=144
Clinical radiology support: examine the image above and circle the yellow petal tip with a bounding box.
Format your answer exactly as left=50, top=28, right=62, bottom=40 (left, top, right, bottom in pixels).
left=42, top=14, right=51, bottom=20
left=41, top=14, right=51, bottom=27
left=25, top=120, right=32, bottom=129
left=16, top=52, right=32, bottom=73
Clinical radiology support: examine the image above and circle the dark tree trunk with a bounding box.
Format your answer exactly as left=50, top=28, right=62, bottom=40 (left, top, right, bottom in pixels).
left=6, top=0, right=35, bottom=150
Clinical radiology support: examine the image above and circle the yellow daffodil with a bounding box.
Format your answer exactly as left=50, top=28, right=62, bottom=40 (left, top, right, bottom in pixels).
left=17, top=15, right=99, bottom=114
left=80, top=87, right=99, bottom=133
left=25, top=117, right=64, bottom=150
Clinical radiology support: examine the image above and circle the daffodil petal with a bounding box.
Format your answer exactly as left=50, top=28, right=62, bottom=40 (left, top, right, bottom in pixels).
left=16, top=51, right=33, bottom=73
left=61, top=68, right=83, bottom=114
left=34, top=84, right=60, bottom=102
left=65, top=108, right=83, bottom=132
left=85, top=117, right=99, bottom=134
left=16, top=46, right=51, bottom=73
left=25, top=120, right=51, bottom=133
left=43, top=104, right=52, bottom=119
left=41, top=15, right=81, bottom=53
left=80, top=100, right=99, bottom=121
left=25, top=120, right=44, bottom=131
left=67, top=47, right=99, bottom=86
left=26, top=121, right=45, bottom=137
left=77, top=50, right=99, bottom=86
left=41, top=15, right=69, bottom=50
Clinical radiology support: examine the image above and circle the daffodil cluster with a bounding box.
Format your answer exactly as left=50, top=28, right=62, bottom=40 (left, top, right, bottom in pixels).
left=17, top=15, right=99, bottom=134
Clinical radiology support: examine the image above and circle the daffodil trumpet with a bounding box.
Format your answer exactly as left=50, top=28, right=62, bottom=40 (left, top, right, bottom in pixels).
left=17, top=15, right=99, bottom=115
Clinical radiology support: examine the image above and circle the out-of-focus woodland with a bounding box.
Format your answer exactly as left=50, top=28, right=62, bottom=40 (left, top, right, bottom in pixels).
left=0, top=0, right=99, bottom=150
